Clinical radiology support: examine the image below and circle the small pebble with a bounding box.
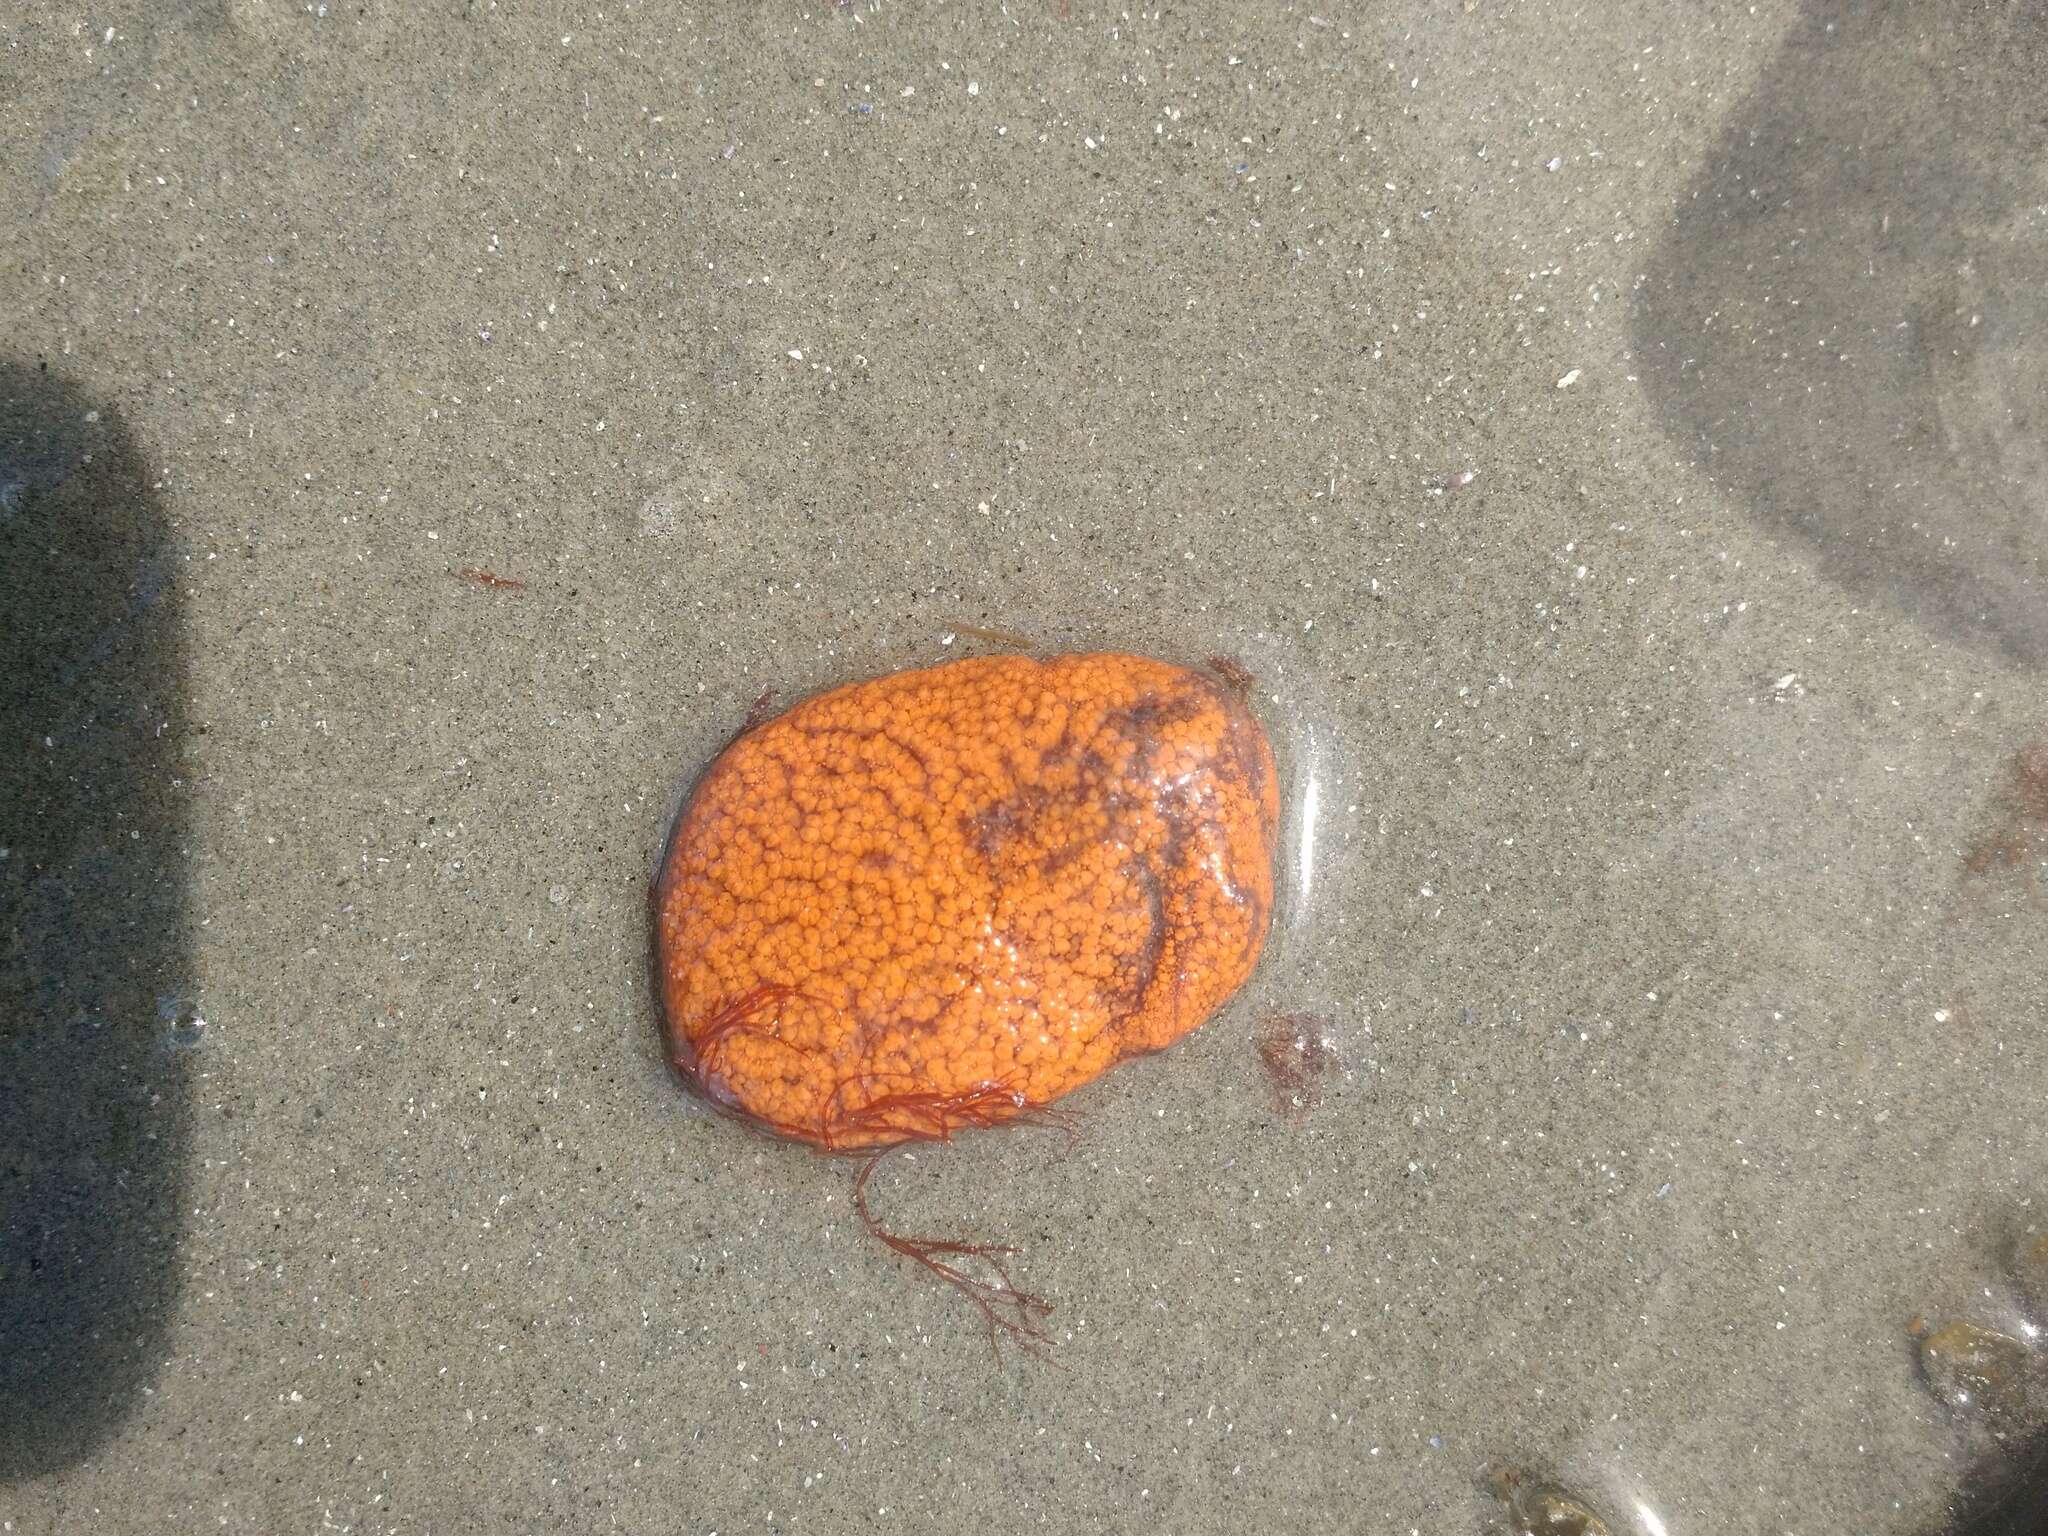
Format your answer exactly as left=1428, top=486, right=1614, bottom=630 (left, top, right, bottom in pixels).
left=1913, top=1317, right=2031, bottom=1423
left=1489, top=1466, right=1612, bottom=1536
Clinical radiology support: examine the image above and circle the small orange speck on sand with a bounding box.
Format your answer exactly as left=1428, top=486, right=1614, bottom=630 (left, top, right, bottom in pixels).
left=654, top=652, right=1280, bottom=1151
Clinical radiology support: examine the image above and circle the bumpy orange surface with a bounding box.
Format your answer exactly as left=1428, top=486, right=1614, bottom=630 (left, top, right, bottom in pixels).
left=653, top=652, right=1279, bottom=1150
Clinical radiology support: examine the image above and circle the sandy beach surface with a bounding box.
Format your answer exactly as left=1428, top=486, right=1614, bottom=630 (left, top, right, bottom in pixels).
left=4, top=2, right=2044, bottom=1532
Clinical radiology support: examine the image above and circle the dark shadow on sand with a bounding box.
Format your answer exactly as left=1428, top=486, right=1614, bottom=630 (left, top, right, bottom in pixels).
left=1633, top=0, right=2048, bottom=669
left=1, top=360, right=193, bottom=1480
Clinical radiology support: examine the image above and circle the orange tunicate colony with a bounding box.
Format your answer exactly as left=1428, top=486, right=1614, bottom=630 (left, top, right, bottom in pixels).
left=653, top=652, right=1280, bottom=1152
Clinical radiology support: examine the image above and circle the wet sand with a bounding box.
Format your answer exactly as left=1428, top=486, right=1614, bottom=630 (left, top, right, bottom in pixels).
left=4, top=2, right=2044, bottom=1532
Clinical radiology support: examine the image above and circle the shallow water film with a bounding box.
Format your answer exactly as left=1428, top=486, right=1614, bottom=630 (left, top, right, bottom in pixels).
left=3, top=2, right=2044, bottom=1532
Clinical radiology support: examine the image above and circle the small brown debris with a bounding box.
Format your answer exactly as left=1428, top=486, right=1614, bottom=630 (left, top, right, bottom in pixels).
left=454, top=567, right=525, bottom=592
left=1255, top=1011, right=1338, bottom=1121
left=1963, top=735, right=2048, bottom=895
